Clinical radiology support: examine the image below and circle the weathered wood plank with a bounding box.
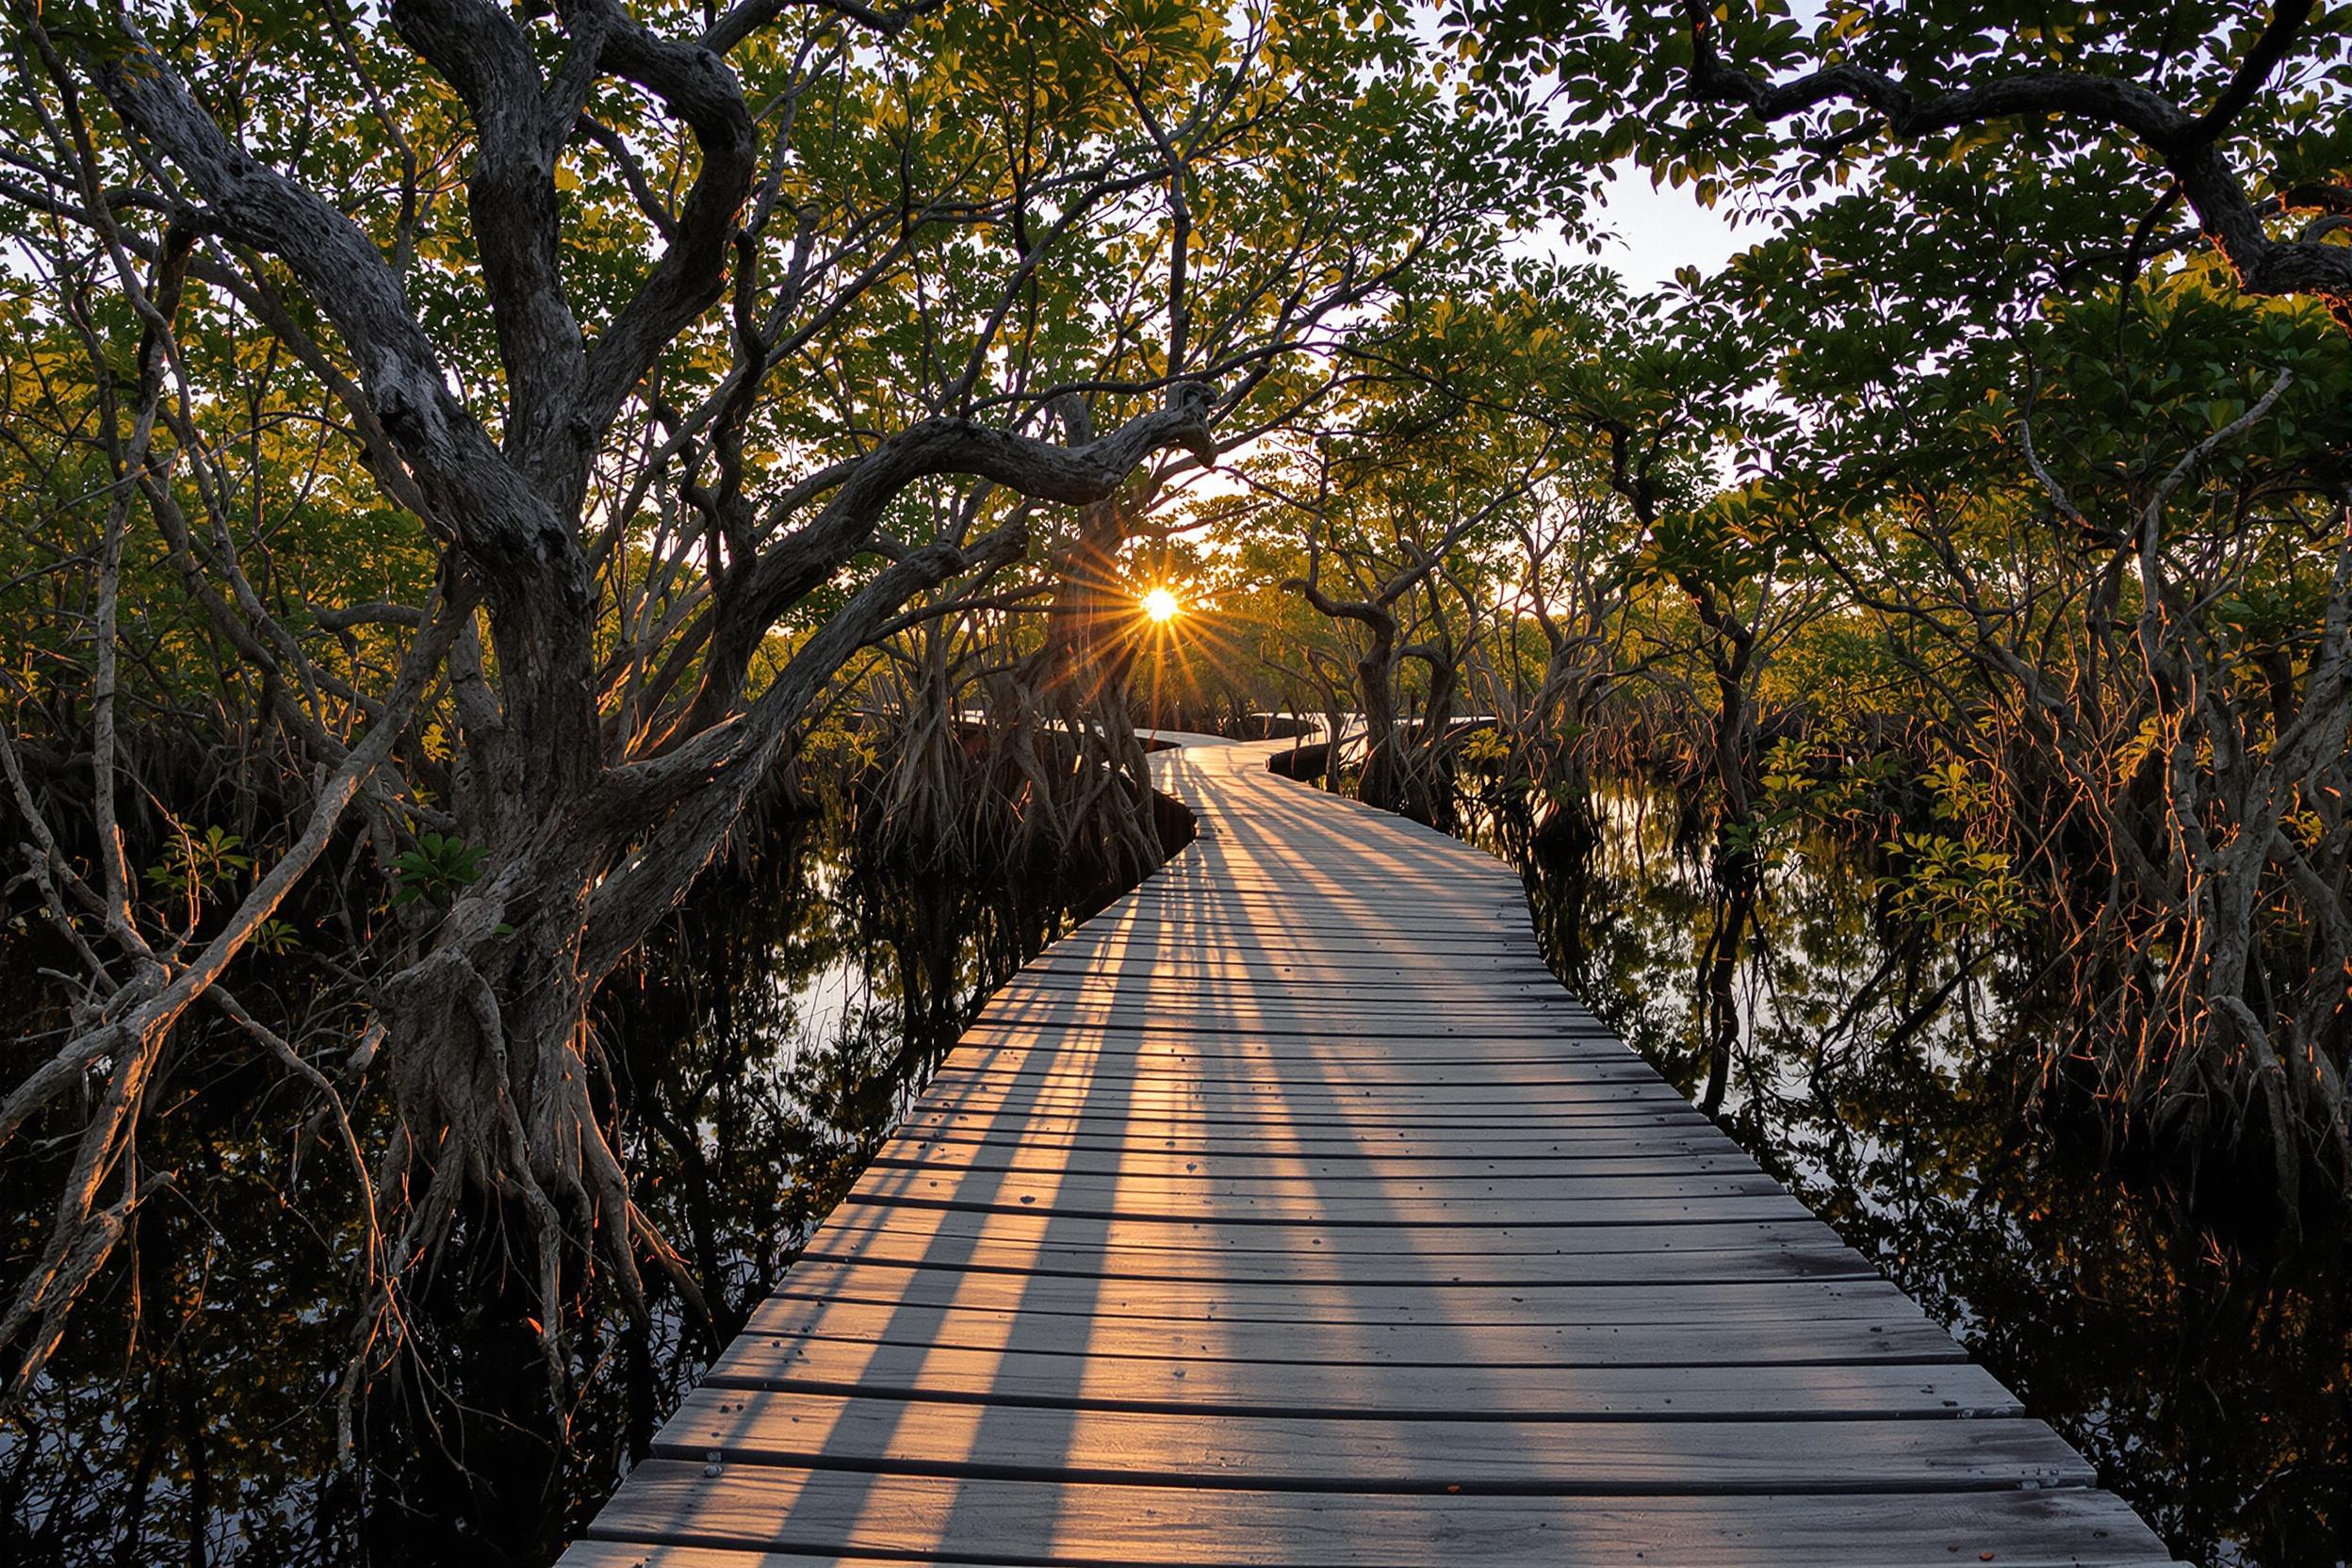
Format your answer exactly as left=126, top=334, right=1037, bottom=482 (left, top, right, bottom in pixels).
left=920, top=1081, right=1694, bottom=1113
left=760, top=1261, right=1923, bottom=1326
left=951, top=1027, right=1633, bottom=1059
left=923, top=1077, right=1681, bottom=1105
left=652, top=1388, right=2095, bottom=1492
left=916, top=1077, right=1692, bottom=1109
left=894, top=1104, right=1718, bottom=1136
left=800, top=1220, right=1880, bottom=1287
left=952, top=1032, right=1631, bottom=1055
left=866, top=1145, right=1758, bottom=1178
left=1018, top=957, right=1564, bottom=981
left=811, top=1200, right=1854, bottom=1256
left=928, top=1053, right=1669, bottom=1086
left=849, top=1162, right=1790, bottom=1206
left=984, top=988, right=1599, bottom=1016
left=964, top=1010, right=1630, bottom=1042
left=698, top=1337, right=2023, bottom=1419
left=1016, top=948, right=1549, bottom=968
left=574, top=1463, right=2174, bottom=1566
left=722, top=1297, right=1964, bottom=1367
left=892, top=1102, right=1716, bottom=1141
left=936, top=1046, right=1654, bottom=1075
left=831, top=1185, right=1817, bottom=1229
left=559, top=1547, right=2176, bottom=1568
left=876, top=1126, right=1746, bottom=1162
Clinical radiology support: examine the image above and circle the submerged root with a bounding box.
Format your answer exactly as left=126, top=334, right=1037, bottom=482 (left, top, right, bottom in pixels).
left=2038, top=956, right=2352, bottom=1233
left=348, top=939, right=703, bottom=1426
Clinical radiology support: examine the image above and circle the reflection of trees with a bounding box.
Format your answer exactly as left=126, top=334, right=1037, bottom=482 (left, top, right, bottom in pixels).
left=0, top=802, right=1104, bottom=1565
left=1497, top=785, right=2346, bottom=1568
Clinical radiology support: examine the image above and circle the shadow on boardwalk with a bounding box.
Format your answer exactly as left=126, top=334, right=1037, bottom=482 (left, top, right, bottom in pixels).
left=559, top=739, right=2180, bottom=1568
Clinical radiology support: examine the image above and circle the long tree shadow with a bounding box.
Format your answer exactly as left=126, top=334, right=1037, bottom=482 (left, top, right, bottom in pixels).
left=585, top=743, right=2146, bottom=1564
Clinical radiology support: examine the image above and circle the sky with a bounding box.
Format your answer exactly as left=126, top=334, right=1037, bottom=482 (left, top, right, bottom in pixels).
left=1582, top=158, right=1754, bottom=294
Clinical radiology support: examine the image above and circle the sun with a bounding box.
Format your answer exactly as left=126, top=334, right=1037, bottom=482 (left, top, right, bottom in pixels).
left=1140, top=586, right=1182, bottom=623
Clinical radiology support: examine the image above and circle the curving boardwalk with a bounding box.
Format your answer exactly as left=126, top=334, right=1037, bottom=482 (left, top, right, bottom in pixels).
left=564, top=740, right=2177, bottom=1567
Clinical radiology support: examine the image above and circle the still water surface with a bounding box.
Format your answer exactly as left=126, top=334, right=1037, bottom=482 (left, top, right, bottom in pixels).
left=0, top=800, right=1125, bottom=1565
left=1496, top=786, right=2346, bottom=1568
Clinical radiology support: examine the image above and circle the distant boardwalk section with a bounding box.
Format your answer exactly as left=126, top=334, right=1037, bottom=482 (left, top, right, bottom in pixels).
left=564, top=740, right=2179, bottom=1567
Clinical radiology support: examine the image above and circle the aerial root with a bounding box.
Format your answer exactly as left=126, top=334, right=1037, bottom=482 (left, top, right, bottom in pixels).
left=0, top=1009, right=170, bottom=1409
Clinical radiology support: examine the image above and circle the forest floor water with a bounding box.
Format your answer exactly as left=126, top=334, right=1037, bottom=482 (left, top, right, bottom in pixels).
left=0, top=796, right=1126, bottom=1566
left=1487, top=785, right=2347, bottom=1568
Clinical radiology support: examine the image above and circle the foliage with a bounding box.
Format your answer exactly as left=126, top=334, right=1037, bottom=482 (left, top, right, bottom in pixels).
left=388, top=833, right=488, bottom=908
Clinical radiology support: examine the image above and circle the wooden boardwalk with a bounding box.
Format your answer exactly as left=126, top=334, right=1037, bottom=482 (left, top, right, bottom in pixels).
left=564, top=740, right=2177, bottom=1567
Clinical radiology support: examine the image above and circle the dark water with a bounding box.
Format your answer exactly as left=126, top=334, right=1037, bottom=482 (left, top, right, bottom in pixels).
left=0, top=800, right=1121, bottom=1566
left=1495, top=788, right=2349, bottom=1568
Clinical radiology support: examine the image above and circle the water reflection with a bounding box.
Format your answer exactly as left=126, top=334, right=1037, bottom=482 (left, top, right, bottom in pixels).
left=0, top=795, right=1122, bottom=1566
left=1499, top=785, right=2347, bottom=1568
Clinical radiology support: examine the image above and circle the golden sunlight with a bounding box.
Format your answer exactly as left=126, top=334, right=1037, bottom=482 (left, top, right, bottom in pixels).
left=1141, top=586, right=1182, bottom=623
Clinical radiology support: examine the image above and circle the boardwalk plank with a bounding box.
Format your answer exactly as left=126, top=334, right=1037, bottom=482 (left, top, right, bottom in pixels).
left=652, top=1389, right=2096, bottom=1491
left=921, top=1083, right=1696, bottom=1112
left=799, top=1226, right=1881, bottom=1287
left=718, top=1299, right=1965, bottom=1366
left=895, top=1104, right=1719, bottom=1134
left=697, top=1337, right=2023, bottom=1419
left=865, top=1146, right=1760, bottom=1177
left=760, top=1262, right=1923, bottom=1325
left=876, top=1127, right=1746, bottom=1161
left=849, top=1163, right=1790, bottom=1204
left=813, top=1200, right=1858, bottom=1255
left=933, top=1052, right=1663, bottom=1079
left=830, top=1188, right=1817, bottom=1228
left=574, top=1463, right=2173, bottom=1566
left=887, top=1111, right=1720, bottom=1140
